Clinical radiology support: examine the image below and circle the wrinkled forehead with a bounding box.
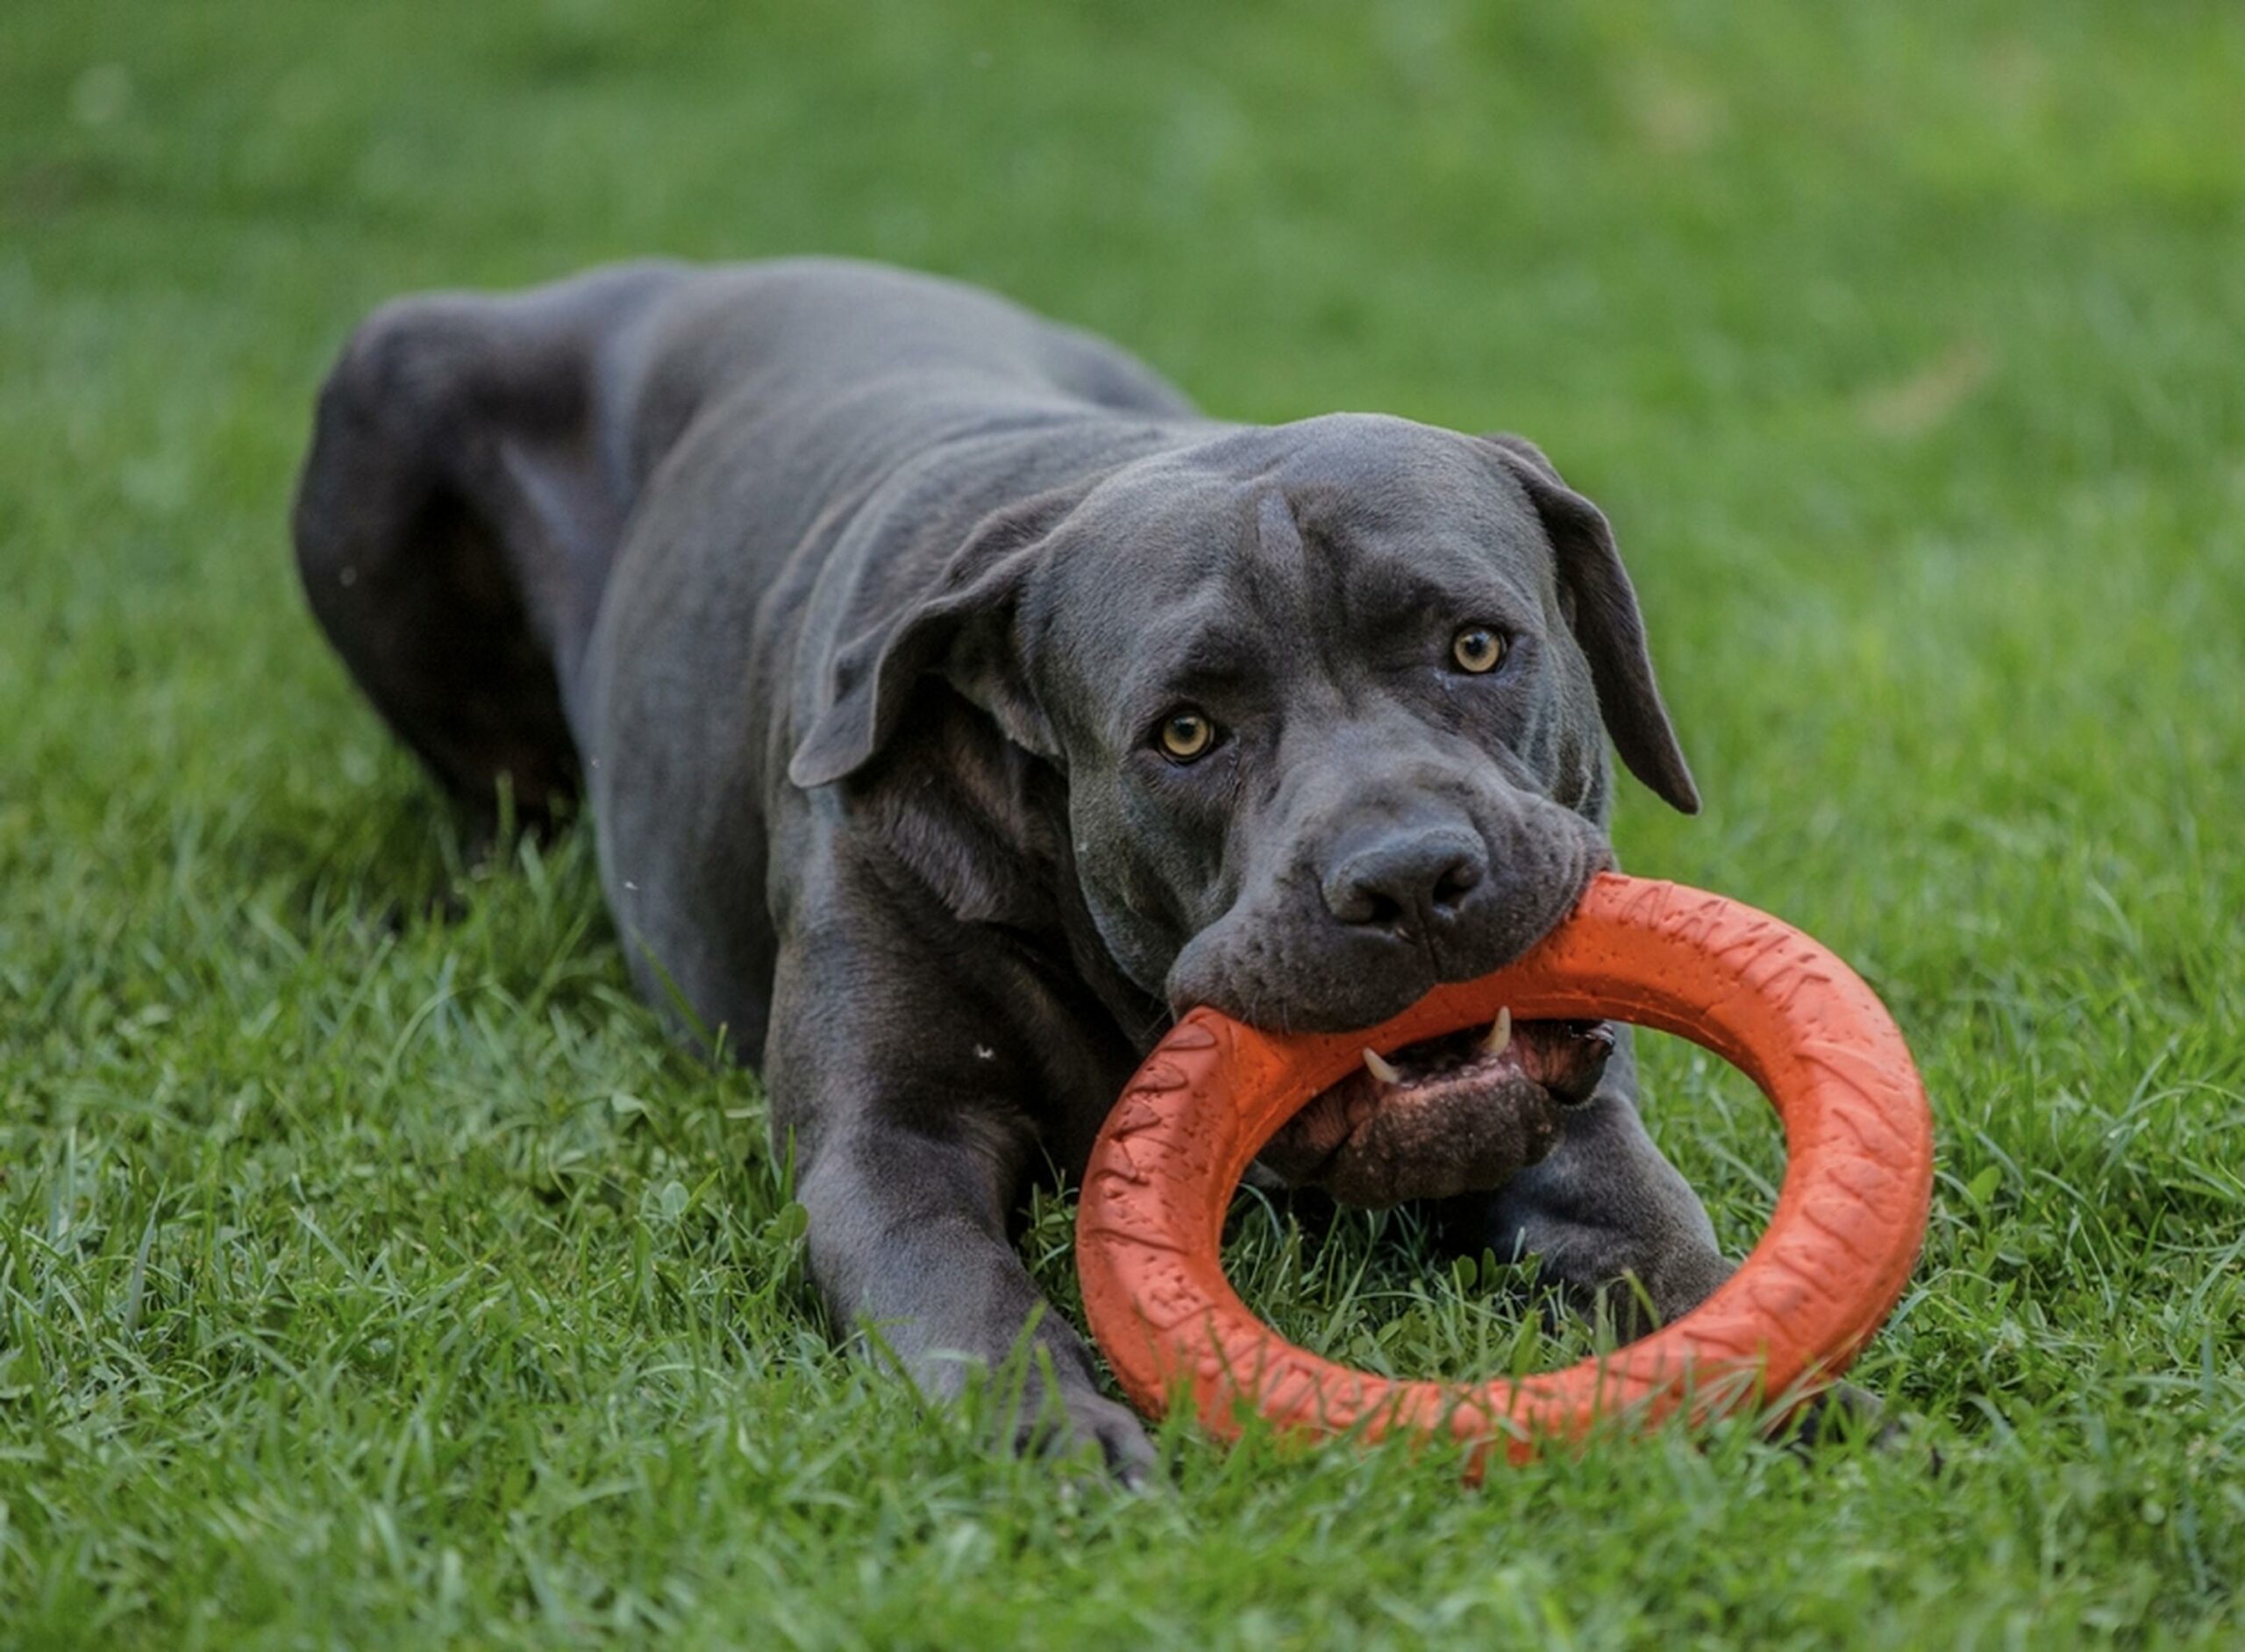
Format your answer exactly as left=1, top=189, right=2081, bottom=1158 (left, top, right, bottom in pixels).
left=1035, top=417, right=1555, bottom=722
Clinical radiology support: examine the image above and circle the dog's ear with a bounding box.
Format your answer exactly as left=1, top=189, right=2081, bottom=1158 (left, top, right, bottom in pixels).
left=788, top=490, right=1069, bottom=788
left=1485, top=433, right=1700, bottom=815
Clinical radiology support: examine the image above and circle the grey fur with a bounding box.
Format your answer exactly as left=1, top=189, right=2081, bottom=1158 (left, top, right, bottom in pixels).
left=294, top=259, right=1729, bottom=1481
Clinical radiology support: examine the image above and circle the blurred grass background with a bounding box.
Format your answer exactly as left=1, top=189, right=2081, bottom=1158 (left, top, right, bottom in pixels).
left=3, top=2, right=2242, bottom=1646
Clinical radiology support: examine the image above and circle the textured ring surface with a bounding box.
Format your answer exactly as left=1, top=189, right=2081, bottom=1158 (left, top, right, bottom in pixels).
left=1076, top=873, right=1935, bottom=1474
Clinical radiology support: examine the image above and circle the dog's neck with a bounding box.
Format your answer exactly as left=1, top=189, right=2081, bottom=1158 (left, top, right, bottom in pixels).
left=849, top=687, right=1171, bottom=1051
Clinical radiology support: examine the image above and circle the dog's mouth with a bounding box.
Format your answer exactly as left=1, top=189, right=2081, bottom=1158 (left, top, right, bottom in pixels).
left=1253, top=1015, right=1616, bottom=1208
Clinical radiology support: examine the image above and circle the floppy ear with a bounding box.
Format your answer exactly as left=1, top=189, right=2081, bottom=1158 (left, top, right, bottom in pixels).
left=787, top=491, right=1069, bottom=789
left=1485, top=433, right=1701, bottom=815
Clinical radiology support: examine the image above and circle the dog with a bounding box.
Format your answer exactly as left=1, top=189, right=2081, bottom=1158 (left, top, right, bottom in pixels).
left=294, top=259, right=1733, bottom=1480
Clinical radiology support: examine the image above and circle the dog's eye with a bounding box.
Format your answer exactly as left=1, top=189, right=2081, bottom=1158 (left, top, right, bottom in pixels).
left=1155, top=709, right=1216, bottom=763
left=1451, top=625, right=1507, bottom=673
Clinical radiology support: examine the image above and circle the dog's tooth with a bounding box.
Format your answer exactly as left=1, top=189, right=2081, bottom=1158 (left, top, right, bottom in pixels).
left=1480, top=1007, right=1513, bottom=1057
left=1362, top=1047, right=1403, bottom=1086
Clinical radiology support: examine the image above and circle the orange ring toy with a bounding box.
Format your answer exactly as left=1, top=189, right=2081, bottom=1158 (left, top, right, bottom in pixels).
left=1076, top=873, right=1934, bottom=1474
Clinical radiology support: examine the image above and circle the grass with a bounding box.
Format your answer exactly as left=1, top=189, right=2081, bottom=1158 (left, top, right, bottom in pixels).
left=3, top=0, right=2242, bottom=1644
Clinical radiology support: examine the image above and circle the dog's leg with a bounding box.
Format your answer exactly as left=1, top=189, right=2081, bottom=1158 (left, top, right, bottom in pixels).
left=765, top=927, right=1157, bottom=1484
left=795, top=1125, right=1156, bottom=1482
left=291, top=262, right=688, bottom=827
left=1446, top=1029, right=1899, bottom=1444
left=1442, top=1028, right=1732, bottom=1335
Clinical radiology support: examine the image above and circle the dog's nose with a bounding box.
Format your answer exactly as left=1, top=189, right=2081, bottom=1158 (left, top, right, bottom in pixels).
left=1321, top=830, right=1487, bottom=929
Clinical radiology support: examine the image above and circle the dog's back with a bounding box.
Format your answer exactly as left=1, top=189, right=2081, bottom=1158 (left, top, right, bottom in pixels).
left=292, top=259, right=1193, bottom=821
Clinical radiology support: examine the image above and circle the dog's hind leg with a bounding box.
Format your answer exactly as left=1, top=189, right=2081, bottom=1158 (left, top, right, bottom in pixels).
left=292, top=262, right=688, bottom=828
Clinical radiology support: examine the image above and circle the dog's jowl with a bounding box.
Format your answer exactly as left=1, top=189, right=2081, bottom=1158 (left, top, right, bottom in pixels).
left=295, top=259, right=1730, bottom=1479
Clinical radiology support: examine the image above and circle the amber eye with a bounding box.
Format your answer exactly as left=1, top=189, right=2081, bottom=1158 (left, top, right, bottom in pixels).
left=1156, top=709, right=1216, bottom=762
left=1451, top=625, right=1507, bottom=673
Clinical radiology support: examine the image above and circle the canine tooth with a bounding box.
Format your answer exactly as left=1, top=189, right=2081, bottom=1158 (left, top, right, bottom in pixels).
left=1481, top=1007, right=1513, bottom=1057
left=1362, top=1047, right=1403, bottom=1086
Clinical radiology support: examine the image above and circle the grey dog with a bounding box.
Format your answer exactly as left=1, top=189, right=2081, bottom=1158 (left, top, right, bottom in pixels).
left=294, top=259, right=1733, bottom=1480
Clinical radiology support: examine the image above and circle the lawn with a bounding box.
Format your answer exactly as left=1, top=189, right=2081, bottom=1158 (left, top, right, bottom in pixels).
left=3, top=1, right=2241, bottom=1645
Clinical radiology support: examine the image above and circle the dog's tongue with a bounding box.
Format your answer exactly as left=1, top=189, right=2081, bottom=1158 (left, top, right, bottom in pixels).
left=1255, top=1018, right=1614, bottom=1208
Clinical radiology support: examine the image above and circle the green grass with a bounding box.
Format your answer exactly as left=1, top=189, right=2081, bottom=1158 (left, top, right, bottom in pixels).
left=4, top=1, right=2242, bottom=1644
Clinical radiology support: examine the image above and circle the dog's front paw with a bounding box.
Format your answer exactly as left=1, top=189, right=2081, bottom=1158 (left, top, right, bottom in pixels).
left=1775, top=1381, right=1926, bottom=1461
left=1018, top=1385, right=1160, bottom=1488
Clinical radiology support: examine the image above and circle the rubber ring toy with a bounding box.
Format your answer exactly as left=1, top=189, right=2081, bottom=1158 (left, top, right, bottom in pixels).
left=1077, top=873, right=1934, bottom=1474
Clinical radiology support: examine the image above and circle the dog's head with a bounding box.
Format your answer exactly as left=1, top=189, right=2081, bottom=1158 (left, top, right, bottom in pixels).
left=791, top=415, right=1697, bottom=1201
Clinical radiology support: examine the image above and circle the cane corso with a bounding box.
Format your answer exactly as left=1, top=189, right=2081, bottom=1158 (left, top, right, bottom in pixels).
left=294, top=259, right=1732, bottom=1479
